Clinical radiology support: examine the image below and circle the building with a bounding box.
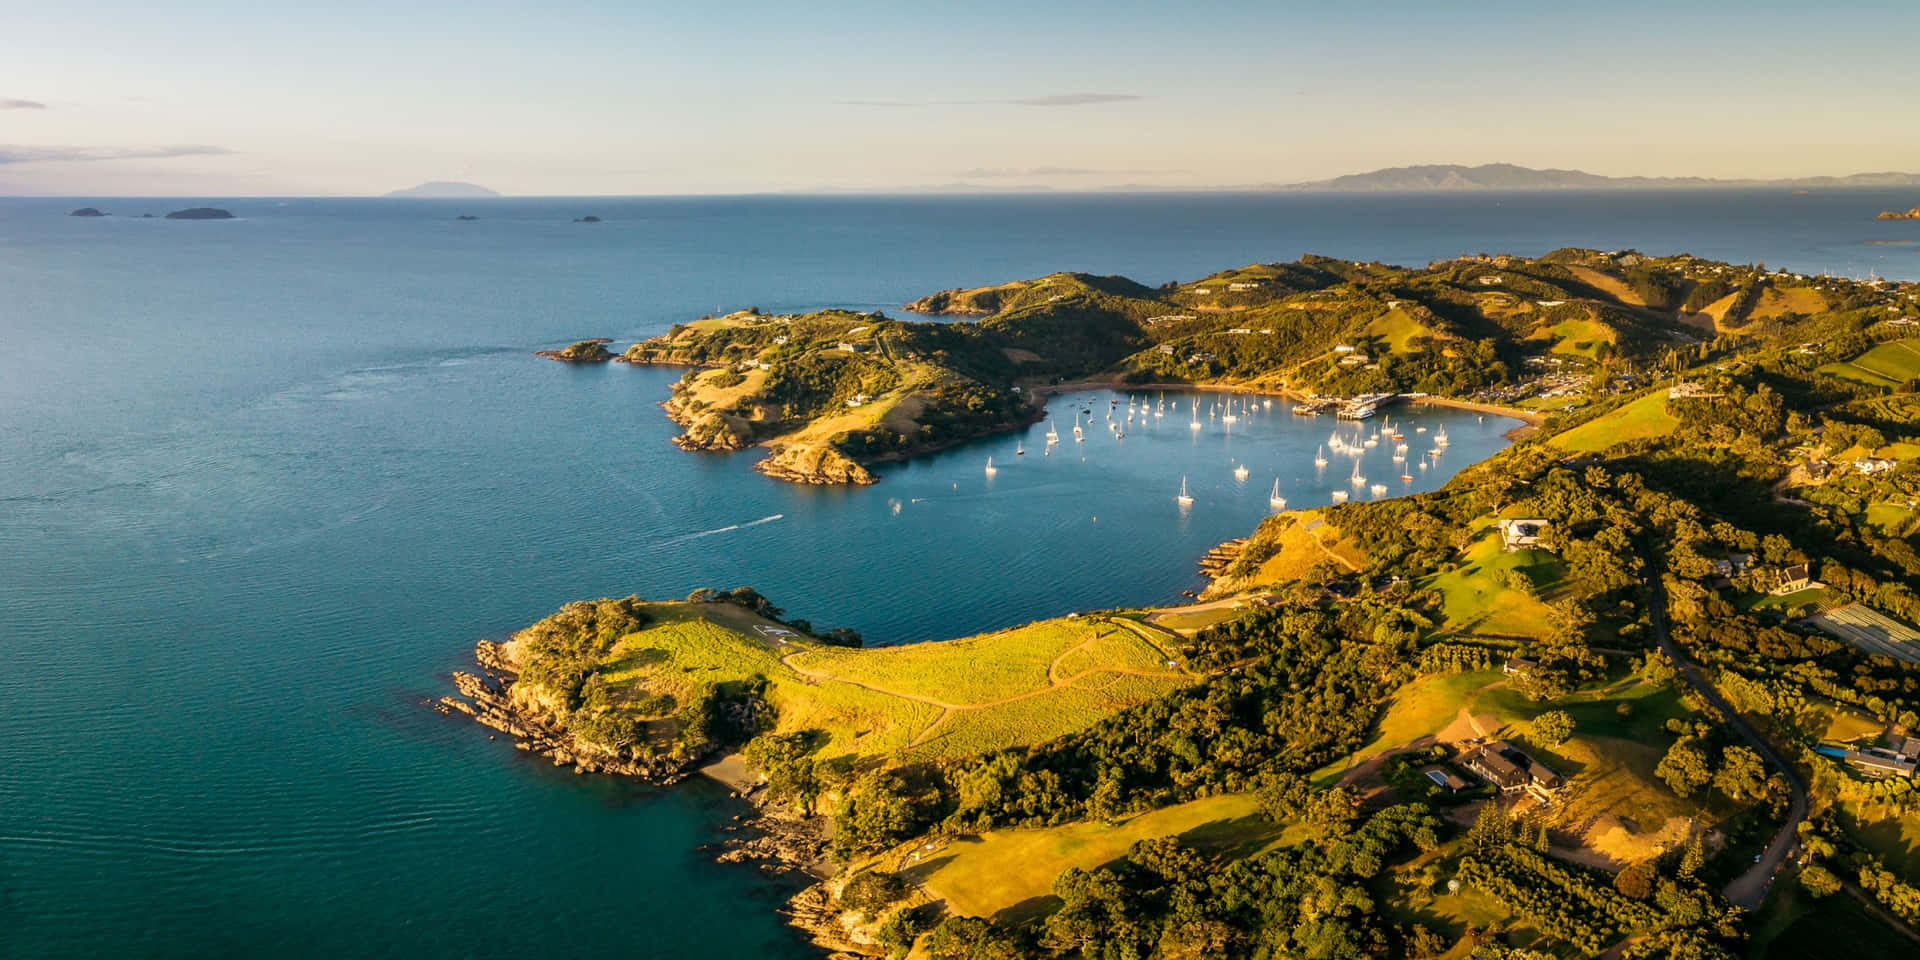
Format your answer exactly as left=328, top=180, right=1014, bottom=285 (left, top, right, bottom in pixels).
left=1498, top=519, right=1549, bottom=551
left=1422, top=767, right=1473, bottom=794
left=1464, top=741, right=1565, bottom=797
left=1771, top=563, right=1813, bottom=595
left=836, top=341, right=869, bottom=353
left=1504, top=657, right=1538, bottom=676
left=1845, top=747, right=1918, bottom=779
left=1462, top=742, right=1530, bottom=790
left=1227, top=282, right=1261, bottom=292
left=1856, top=458, right=1897, bottom=476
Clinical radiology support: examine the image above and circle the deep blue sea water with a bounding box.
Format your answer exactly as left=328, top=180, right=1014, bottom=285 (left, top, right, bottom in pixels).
left=2, top=191, right=1916, bottom=958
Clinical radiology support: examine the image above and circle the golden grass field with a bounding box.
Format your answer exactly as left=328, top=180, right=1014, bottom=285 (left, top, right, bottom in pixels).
left=589, top=603, right=1191, bottom=761
left=1551, top=390, right=1679, bottom=453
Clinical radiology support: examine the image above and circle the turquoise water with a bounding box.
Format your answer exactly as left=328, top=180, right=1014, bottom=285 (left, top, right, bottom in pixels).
left=2, top=192, right=1914, bottom=957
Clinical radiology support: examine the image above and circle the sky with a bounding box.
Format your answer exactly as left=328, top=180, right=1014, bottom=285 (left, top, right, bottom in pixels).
left=2, top=0, right=1917, bottom=196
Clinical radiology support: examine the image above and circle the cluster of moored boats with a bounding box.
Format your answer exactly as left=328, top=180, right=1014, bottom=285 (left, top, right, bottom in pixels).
left=989, top=392, right=1457, bottom=510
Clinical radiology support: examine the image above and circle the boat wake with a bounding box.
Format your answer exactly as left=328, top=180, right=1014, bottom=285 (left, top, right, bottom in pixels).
left=655, top=514, right=784, bottom=547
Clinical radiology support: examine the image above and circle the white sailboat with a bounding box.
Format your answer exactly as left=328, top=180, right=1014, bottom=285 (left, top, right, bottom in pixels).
left=1350, top=461, right=1366, bottom=486
left=1222, top=410, right=1239, bottom=424
left=1435, top=426, right=1450, bottom=448
left=1269, top=479, right=1286, bottom=509
left=1045, top=418, right=1059, bottom=443
left=1072, top=413, right=1084, bottom=440
left=1016, top=443, right=1025, bottom=456
left=1234, top=463, right=1250, bottom=481
left=985, top=457, right=997, bottom=476
left=1314, top=445, right=1329, bottom=467
left=1370, top=483, right=1388, bottom=496
left=1330, top=489, right=1350, bottom=503
left=1176, top=476, right=1194, bottom=506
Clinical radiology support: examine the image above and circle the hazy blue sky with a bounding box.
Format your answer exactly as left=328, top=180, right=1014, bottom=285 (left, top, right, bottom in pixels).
left=3, top=0, right=1917, bottom=196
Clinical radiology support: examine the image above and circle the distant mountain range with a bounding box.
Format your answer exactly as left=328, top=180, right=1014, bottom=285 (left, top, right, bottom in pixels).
left=1268, top=163, right=1920, bottom=191
left=385, top=181, right=501, bottom=199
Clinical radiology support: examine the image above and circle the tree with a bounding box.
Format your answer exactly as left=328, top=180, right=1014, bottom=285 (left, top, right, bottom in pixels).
left=1532, top=710, right=1575, bottom=747
left=1800, top=865, right=1842, bottom=898
left=1615, top=860, right=1655, bottom=900
left=1657, top=738, right=1714, bottom=798
left=1712, top=745, right=1768, bottom=802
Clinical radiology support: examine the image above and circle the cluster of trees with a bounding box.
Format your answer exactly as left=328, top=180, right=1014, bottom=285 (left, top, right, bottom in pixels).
left=1459, top=805, right=1741, bottom=959
left=920, top=805, right=1442, bottom=960
left=514, top=596, right=651, bottom=711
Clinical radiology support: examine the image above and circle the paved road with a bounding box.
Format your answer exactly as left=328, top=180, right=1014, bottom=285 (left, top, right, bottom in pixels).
left=1644, top=568, right=1810, bottom=910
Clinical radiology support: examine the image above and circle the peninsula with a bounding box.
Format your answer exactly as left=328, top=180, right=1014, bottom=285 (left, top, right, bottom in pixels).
left=1878, top=207, right=1920, bottom=221
left=472, top=249, right=1920, bottom=957
left=556, top=248, right=1853, bottom=484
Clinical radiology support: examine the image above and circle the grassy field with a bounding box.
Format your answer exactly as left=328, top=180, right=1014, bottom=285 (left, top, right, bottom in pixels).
left=1365, top=308, right=1433, bottom=354
left=1312, top=669, right=1501, bottom=784
left=1750, top=881, right=1919, bottom=959
left=1551, top=390, right=1680, bottom=453
left=1840, top=801, right=1920, bottom=879
left=1466, top=677, right=1707, bottom=863
left=1533, top=317, right=1618, bottom=360
left=583, top=603, right=1189, bottom=762
left=905, top=792, right=1297, bottom=921
left=1820, top=337, right=1920, bottom=389
left=1421, top=523, right=1564, bottom=638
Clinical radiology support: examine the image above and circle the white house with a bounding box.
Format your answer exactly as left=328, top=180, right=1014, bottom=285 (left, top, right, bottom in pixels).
left=1497, top=519, right=1550, bottom=552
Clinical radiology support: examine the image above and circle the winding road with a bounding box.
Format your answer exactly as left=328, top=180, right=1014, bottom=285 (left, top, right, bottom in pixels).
left=1644, top=568, right=1810, bottom=910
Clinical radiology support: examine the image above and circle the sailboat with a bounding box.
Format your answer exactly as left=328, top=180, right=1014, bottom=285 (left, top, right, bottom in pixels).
left=1222, top=409, right=1238, bottom=424
left=985, top=457, right=997, bottom=476
left=1072, top=413, right=1084, bottom=441
left=1330, top=489, right=1350, bottom=503
left=1401, top=470, right=1413, bottom=482
left=1350, top=461, right=1366, bottom=486
left=1314, top=445, right=1329, bottom=468
left=1189, top=409, right=1203, bottom=430
left=1175, top=476, right=1194, bottom=506
left=1016, top=443, right=1025, bottom=456
left=1370, top=483, right=1388, bottom=496
left=1269, top=479, right=1286, bottom=509
left=1234, top=463, right=1250, bottom=481
left=1435, top=426, right=1450, bottom=448
left=1045, top=418, right=1059, bottom=443
left=1263, top=398, right=1273, bottom=408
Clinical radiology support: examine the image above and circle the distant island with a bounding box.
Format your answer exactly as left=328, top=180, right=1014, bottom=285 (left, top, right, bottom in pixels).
left=384, top=181, right=502, bottom=199
left=69, top=207, right=107, bottom=217
left=574, top=215, right=601, bottom=223
left=164, top=207, right=234, bottom=220
left=1877, top=206, right=1920, bottom=221
left=1270, top=162, right=1920, bottom=191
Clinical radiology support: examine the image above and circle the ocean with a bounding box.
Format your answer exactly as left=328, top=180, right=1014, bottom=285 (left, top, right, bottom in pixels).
left=2, top=190, right=1914, bottom=957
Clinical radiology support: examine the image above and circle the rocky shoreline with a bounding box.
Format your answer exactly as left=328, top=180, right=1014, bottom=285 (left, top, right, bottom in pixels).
left=436, top=640, right=697, bottom=781
left=438, top=637, right=873, bottom=957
